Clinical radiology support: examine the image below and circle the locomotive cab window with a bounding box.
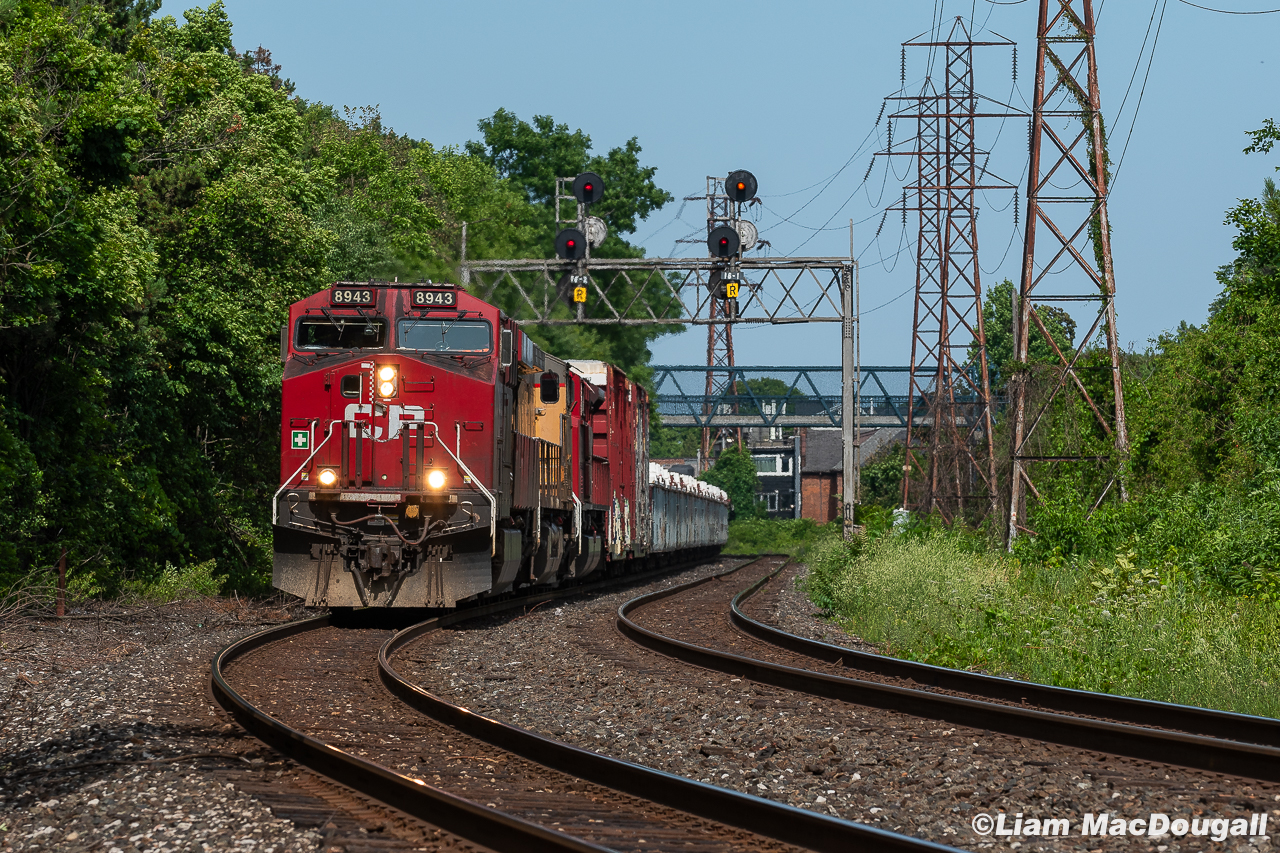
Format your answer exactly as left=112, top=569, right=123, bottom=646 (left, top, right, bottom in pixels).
left=539, top=372, right=560, bottom=404
left=296, top=318, right=388, bottom=350
left=397, top=319, right=491, bottom=353
left=340, top=374, right=361, bottom=398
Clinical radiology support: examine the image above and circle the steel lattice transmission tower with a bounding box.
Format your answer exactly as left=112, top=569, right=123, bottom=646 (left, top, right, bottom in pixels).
left=887, top=18, right=1018, bottom=523
left=1006, top=0, right=1129, bottom=543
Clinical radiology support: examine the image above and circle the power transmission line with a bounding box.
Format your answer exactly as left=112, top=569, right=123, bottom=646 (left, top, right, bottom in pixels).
left=1177, top=0, right=1280, bottom=11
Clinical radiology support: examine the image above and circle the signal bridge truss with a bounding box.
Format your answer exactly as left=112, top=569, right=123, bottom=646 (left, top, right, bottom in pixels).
left=458, top=256, right=853, bottom=327
left=460, top=250, right=862, bottom=539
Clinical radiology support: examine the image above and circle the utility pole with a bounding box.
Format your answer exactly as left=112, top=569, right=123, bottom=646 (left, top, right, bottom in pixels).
left=841, top=256, right=857, bottom=539
left=1007, top=0, right=1128, bottom=544
left=886, top=18, right=1019, bottom=524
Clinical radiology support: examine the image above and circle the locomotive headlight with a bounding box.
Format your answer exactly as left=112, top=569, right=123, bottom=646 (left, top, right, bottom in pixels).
left=317, top=468, right=338, bottom=487
left=376, top=365, right=397, bottom=397
left=426, top=469, right=446, bottom=490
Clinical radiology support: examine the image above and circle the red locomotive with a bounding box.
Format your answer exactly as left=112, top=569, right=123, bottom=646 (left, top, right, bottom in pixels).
left=273, top=280, right=728, bottom=608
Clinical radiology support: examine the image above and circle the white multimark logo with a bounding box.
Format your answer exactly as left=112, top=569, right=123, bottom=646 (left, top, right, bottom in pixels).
left=343, top=404, right=427, bottom=439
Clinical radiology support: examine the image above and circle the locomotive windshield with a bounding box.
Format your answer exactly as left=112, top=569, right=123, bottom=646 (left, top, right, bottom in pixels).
left=397, top=319, right=491, bottom=353
left=296, top=318, right=388, bottom=350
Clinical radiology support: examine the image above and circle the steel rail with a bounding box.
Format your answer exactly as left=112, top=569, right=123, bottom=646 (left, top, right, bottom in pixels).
left=380, top=555, right=957, bottom=853
left=616, top=562, right=1280, bottom=784
left=211, top=615, right=610, bottom=853
left=730, top=565, right=1280, bottom=748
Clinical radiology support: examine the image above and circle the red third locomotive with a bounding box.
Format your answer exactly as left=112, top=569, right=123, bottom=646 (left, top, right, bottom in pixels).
left=273, top=280, right=727, bottom=608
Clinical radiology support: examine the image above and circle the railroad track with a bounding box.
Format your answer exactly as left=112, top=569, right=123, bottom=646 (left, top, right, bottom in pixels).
left=618, top=555, right=1280, bottom=785
left=212, top=558, right=957, bottom=853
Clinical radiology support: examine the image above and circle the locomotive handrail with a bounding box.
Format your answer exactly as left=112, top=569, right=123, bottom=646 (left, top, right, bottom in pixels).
left=572, top=492, right=582, bottom=552
left=448, top=421, right=497, bottom=556
left=272, top=418, right=496, bottom=556
left=272, top=418, right=339, bottom=525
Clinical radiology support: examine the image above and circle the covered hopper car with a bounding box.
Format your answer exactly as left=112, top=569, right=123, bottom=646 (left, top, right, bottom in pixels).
left=272, top=280, right=728, bottom=608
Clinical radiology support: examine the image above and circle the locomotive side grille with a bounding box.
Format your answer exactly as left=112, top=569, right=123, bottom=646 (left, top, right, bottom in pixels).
left=538, top=439, right=569, bottom=507
left=512, top=432, right=539, bottom=509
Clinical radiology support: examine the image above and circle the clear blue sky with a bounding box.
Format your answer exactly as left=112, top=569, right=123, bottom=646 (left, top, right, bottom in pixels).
left=177, top=0, right=1279, bottom=367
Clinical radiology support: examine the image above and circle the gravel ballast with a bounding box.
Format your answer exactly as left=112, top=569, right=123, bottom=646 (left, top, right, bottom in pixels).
left=6, top=558, right=1278, bottom=853
left=0, top=600, right=328, bottom=853
left=396, top=557, right=1280, bottom=852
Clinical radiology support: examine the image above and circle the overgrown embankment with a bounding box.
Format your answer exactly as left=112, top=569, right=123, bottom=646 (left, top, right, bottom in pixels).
left=805, top=531, right=1280, bottom=718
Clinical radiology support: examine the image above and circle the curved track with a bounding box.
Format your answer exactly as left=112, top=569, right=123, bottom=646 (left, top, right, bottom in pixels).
left=213, top=558, right=958, bottom=853
left=618, top=557, right=1280, bottom=784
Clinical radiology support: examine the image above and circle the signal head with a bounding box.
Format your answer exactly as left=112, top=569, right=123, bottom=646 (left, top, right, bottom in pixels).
left=556, top=228, right=587, bottom=260
left=707, top=225, right=741, bottom=259
left=572, top=172, right=604, bottom=205
left=726, top=170, right=757, bottom=203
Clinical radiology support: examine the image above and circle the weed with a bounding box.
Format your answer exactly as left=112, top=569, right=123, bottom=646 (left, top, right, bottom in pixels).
left=121, top=559, right=225, bottom=604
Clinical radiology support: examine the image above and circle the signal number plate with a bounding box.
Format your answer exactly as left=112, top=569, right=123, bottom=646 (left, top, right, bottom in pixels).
left=412, top=289, right=457, bottom=308
left=331, top=287, right=374, bottom=305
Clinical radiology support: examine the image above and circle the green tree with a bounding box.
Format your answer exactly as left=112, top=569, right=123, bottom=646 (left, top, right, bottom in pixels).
left=699, top=444, right=764, bottom=520
left=465, top=109, right=671, bottom=244
left=0, top=0, right=705, bottom=597
left=464, top=108, right=678, bottom=375
left=975, top=279, right=1077, bottom=390
left=860, top=442, right=905, bottom=509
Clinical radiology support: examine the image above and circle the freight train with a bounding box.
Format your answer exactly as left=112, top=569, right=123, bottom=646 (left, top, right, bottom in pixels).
left=272, top=280, right=729, bottom=608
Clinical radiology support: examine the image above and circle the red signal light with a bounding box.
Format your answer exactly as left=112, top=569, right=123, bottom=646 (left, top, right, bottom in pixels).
left=737, top=182, right=745, bottom=191
left=707, top=225, right=740, bottom=257
left=572, top=172, right=604, bottom=204
left=556, top=227, right=587, bottom=259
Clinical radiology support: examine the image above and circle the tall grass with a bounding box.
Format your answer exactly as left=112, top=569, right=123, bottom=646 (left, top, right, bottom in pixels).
left=805, top=534, right=1280, bottom=718
left=724, top=518, right=841, bottom=558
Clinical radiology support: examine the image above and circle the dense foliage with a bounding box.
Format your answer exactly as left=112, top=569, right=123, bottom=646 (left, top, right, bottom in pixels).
left=698, top=444, right=763, bottom=520
left=1011, top=159, right=1280, bottom=596
left=0, top=0, right=674, bottom=595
